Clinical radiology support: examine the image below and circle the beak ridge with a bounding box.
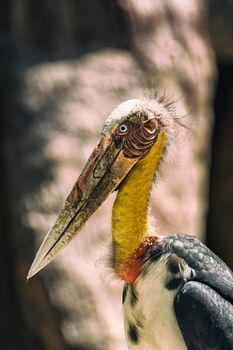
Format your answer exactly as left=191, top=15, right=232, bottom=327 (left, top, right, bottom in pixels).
left=27, top=136, right=137, bottom=279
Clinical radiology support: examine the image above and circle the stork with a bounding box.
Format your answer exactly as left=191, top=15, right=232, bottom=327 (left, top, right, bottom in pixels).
left=28, top=99, right=233, bottom=350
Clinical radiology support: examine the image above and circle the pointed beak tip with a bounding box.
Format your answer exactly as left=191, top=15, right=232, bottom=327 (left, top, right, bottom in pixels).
left=27, top=256, right=45, bottom=280
left=27, top=265, right=37, bottom=280
left=26, top=275, right=31, bottom=283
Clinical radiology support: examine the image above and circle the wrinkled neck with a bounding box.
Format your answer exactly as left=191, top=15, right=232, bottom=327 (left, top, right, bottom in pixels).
left=112, top=130, right=167, bottom=279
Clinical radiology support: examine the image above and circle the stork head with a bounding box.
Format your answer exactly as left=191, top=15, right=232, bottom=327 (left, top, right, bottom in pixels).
left=28, top=98, right=172, bottom=278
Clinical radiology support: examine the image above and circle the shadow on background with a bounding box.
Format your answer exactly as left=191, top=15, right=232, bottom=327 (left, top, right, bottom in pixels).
left=207, top=64, right=233, bottom=269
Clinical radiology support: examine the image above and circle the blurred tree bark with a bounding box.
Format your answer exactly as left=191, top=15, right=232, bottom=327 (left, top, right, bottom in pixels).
left=0, top=0, right=224, bottom=349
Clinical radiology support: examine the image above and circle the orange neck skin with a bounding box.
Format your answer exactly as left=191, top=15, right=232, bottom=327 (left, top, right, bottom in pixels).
left=116, top=236, right=159, bottom=284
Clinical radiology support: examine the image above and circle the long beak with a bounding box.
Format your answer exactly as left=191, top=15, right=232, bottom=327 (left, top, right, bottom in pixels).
left=27, top=134, right=137, bottom=279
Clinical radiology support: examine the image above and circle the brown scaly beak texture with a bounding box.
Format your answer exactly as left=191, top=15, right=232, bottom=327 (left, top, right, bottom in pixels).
left=28, top=98, right=171, bottom=279
left=27, top=135, right=137, bottom=279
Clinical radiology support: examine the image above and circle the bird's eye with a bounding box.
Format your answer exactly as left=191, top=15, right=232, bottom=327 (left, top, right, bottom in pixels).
left=118, top=123, right=129, bottom=135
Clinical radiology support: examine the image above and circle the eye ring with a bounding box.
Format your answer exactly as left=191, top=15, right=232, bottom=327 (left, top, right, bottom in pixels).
left=118, top=123, right=129, bottom=135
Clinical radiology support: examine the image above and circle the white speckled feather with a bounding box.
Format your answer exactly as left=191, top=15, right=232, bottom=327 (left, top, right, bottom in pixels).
left=123, top=255, right=187, bottom=350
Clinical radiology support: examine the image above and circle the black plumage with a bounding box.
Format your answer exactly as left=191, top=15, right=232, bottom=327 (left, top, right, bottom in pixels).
left=175, top=281, right=233, bottom=350
left=161, top=235, right=233, bottom=349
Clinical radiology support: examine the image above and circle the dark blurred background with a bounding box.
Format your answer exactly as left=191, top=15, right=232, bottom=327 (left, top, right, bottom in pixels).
left=0, top=1, right=232, bottom=349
